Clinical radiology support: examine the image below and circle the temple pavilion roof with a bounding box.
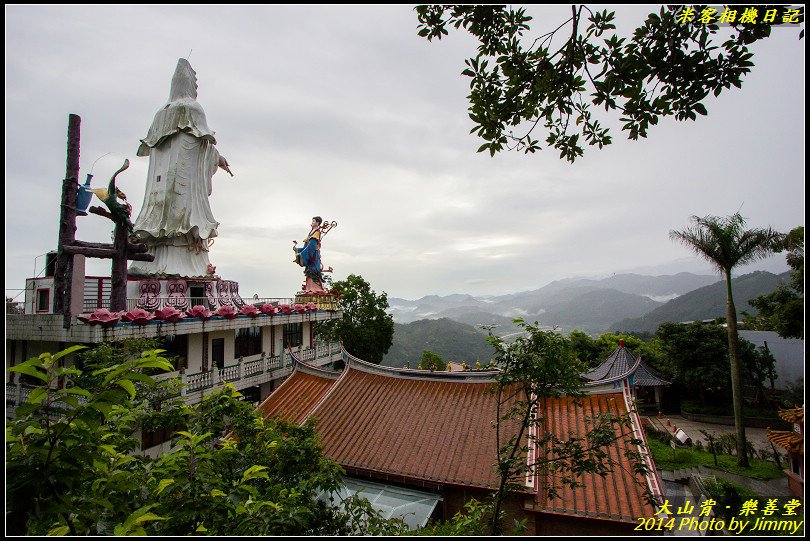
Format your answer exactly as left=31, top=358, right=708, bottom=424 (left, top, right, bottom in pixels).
left=582, top=341, right=670, bottom=387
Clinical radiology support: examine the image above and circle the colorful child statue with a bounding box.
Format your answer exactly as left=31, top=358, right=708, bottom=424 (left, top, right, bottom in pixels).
left=293, top=216, right=335, bottom=294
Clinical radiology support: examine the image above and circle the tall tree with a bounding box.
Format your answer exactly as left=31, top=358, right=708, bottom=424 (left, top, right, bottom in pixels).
left=486, top=319, right=649, bottom=534
left=415, top=5, right=799, bottom=161
left=669, top=213, right=781, bottom=466
left=316, top=274, right=394, bottom=364
left=745, top=225, right=804, bottom=338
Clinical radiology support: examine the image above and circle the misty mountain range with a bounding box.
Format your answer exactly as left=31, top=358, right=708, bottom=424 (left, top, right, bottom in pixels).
left=382, top=271, right=790, bottom=367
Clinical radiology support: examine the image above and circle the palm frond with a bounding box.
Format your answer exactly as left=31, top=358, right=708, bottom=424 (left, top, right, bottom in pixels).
left=670, top=213, right=780, bottom=273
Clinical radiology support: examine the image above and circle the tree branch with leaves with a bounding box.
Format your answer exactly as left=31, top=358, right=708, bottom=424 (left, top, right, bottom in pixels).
left=416, top=5, right=799, bottom=161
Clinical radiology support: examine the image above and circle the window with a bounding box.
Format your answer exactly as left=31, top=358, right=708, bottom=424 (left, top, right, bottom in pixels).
left=212, top=338, right=225, bottom=370
left=190, top=286, right=206, bottom=309
left=36, top=288, right=50, bottom=312
left=235, top=327, right=262, bottom=358
left=161, top=334, right=188, bottom=370
left=283, top=323, right=303, bottom=348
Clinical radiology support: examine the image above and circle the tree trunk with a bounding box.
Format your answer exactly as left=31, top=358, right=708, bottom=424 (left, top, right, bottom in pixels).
left=724, top=269, right=749, bottom=467
left=54, top=114, right=81, bottom=328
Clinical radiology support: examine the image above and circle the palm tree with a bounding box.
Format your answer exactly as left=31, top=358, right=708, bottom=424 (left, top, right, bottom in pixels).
left=670, top=213, right=781, bottom=467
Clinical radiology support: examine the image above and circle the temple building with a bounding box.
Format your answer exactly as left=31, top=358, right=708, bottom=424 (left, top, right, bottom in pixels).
left=767, top=407, right=804, bottom=498
left=259, top=348, right=664, bottom=534
left=7, top=58, right=666, bottom=533
left=581, top=340, right=671, bottom=413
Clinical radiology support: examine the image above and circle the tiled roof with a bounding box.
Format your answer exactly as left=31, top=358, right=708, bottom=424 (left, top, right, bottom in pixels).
left=768, top=430, right=804, bottom=454
left=632, top=361, right=671, bottom=387
left=312, top=355, right=523, bottom=489
left=259, top=349, right=662, bottom=522
left=256, top=361, right=340, bottom=424
left=778, top=407, right=804, bottom=424
left=260, top=352, right=523, bottom=489
left=583, top=346, right=670, bottom=387
left=583, top=346, right=639, bottom=382
left=533, top=390, right=659, bottom=523
left=769, top=407, right=804, bottom=454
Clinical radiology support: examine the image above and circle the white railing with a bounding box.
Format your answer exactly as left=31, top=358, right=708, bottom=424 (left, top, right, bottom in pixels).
left=82, top=297, right=296, bottom=313
left=7, top=344, right=343, bottom=415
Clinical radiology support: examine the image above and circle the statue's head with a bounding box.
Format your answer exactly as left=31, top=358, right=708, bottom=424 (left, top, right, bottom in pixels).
left=169, top=58, right=198, bottom=101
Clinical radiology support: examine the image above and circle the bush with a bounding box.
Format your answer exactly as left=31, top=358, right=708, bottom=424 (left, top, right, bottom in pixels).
left=703, top=478, right=759, bottom=521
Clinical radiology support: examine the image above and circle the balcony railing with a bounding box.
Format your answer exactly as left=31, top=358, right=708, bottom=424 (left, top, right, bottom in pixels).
left=7, top=343, right=343, bottom=415
left=82, top=297, right=295, bottom=313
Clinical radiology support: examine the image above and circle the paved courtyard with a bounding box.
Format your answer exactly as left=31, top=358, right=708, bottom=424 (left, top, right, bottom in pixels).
left=646, top=414, right=774, bottom=451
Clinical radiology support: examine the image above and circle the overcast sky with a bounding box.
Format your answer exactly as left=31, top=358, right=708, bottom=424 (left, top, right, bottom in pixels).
left=5, top=5, right=805, bottom=302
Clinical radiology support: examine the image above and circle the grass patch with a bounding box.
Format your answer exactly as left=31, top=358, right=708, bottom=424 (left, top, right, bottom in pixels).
left=646, top=437, right=785, bottom=480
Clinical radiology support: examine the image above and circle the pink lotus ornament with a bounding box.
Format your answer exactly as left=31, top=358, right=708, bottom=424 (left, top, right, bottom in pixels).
left=78, top=308, right=121, bottom=328
left=121, top=308, right=155, bottom=325
left=277, top=304, right=292, bottom=315
left=154, top=306, right=186, bottom=323
left=240, top=305, right=261, bottom=318
left=260, top=303, right=278, bottom=316
left=293, top=304, right=307, bottom=314
left=304, top=302, right=318, bottom=312
left=216, top=305, right=239, bottom=319
left=187, top=305, right=213, bottom=321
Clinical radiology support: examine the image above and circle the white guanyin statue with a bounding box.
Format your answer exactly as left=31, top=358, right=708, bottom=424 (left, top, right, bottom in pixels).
left=128, top=58, right=233, bottom=278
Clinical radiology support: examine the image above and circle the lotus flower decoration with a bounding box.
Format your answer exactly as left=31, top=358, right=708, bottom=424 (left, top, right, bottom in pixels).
left=293, top=304, right=308, bottom=314
left=121, top=308, right=155, bottom=325
left=78, top=308, right=121, bottom=328
left=216, top=305, right=239, bottom=319
left=260, top=303, right=278, bottom=316
left=240, top=305, right=261, bottom=318
left=154, top=306, right=186, bottom=323
left=187, top=305, right=213, bottom=321
left=304, top=302, right=318, bottom=312
left=277, top=304, right=292, bottom=315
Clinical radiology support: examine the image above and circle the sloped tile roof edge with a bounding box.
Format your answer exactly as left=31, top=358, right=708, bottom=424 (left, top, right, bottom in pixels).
left=619, top=378, right=666, bottom=506
left=340, top=345, right=502, bottom=383
left=257, top=350, right=342, bottom=423
left=342, top=463, right=535, bottom=494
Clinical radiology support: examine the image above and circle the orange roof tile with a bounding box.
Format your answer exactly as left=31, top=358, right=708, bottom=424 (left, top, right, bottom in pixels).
left=768, top=429, right=804, bottom=454
left=310, top=362, right=524, bottom=489
left=258, top=350, right=660, bottom=523
left=534, top=391, right=658, bottom=523
left=257, top=362, right=340, bottom=424
left=778, top=407, right=804, bottom=424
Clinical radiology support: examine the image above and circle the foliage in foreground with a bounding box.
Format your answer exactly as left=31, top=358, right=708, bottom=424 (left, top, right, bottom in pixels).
left=6, top=346, right=406, bottom=536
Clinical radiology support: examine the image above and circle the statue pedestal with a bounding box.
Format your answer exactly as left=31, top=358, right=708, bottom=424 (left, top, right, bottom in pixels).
left=295, top=292, right=338, bottom=311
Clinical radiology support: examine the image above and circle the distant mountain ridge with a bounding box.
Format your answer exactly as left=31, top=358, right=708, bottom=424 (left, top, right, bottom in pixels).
left=382, top=271, right=788, bottom=368
left=388, top=272, right=720, bottom=334
left=609, top=271, right=790, bottom=333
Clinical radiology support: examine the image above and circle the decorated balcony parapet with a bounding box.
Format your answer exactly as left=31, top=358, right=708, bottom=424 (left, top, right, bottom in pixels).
left=121, top=308, right=155, bottom=325
left=260, top=303, right=278, bottom=316
left=216, top=305, right=239, bottom=320
left=240, top=305, right=261, bottom=318
left=187, top=305, right=213, bottom=321
left=77, top=308, right=122, bottom=327
left=154, top=306, right=186, bottom=323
